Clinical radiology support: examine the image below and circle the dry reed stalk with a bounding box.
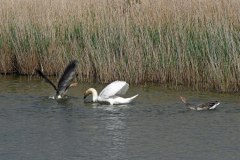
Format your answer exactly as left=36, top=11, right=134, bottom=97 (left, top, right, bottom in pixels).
left=0, top=0, right=239, bottom=92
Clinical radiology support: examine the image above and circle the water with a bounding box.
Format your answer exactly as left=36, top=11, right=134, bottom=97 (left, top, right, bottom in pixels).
left=0, top=76, right=240, bottom=160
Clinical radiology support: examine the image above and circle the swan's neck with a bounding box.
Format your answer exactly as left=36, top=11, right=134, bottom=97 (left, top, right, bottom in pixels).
left=88, top=88, right=98, bottom=102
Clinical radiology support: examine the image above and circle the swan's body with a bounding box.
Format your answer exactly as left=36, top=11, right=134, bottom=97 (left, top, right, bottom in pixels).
left=180, top=96, right=220, bottom=110
left=84, top=81, right=138, bottom=105
left=36, top=60, right=78, bottom=99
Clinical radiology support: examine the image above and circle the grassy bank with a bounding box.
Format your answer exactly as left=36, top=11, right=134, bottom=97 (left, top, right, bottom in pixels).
left=0, top=0, right=240, bottom=92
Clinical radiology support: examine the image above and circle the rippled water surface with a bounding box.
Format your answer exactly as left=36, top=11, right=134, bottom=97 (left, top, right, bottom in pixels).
left=0, top=76, right=240, bottom=160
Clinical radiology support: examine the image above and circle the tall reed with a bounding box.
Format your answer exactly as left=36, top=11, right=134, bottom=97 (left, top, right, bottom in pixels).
left=0, top=0, right=240, bottom=92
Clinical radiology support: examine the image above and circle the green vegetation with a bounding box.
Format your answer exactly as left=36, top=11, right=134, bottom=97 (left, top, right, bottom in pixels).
left=0, top=0, right=240, bottom=92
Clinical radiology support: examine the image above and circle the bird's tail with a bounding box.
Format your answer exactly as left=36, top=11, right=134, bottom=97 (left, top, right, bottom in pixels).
left=127, top=94, right=139, bottom=102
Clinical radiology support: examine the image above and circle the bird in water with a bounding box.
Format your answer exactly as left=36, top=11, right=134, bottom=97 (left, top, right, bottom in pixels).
left=180, top=96, right=220, bottom=111
left=84, top=80, right=138, bottom=105
left=36, top=60, right=78, bottom=99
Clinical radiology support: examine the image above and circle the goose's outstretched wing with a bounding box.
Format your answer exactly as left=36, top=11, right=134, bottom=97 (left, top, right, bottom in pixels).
left=36, top=69, right=57, bottom=91
left=197, top=101, right=220, bottom=110
left=99, top=81, right=129, bottom=99
left=57, top=60, right=78, bottom=94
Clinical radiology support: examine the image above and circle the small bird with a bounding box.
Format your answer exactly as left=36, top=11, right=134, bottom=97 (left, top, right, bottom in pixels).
left=84, top=81, right=138, bottom=105
left=179, top=96, right=220, bottom=111
left=36, top=60, right=78, bottom=99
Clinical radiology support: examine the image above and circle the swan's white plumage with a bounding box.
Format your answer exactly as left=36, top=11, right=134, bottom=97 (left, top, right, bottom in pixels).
left=85, top=81, right=138, bottom=105
left=99, top=81, right=129, bottom=99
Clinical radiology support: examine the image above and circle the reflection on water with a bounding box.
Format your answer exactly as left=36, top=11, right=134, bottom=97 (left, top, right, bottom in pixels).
left=0, top=76, right=240, bottom=160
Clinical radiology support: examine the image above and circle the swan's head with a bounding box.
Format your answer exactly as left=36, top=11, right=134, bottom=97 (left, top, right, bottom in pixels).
left=84, top=88, right=98, bottom=100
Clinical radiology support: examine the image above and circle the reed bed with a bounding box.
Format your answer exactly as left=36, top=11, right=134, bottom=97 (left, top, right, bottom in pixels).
left=0, top=0, right=240, bottom=92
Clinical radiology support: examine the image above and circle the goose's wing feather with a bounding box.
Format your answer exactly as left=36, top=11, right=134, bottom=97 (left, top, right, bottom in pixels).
left=57, top=60, right=78, bottom=94
left=36, top=69, right=57, bottom=91
left=198, top=101, right=220, bottom=109
left=99, top=81, right=129, bottom=99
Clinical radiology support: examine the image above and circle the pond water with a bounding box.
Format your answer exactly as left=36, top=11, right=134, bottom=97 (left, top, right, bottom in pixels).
left=0, top=76, right=240, bottom=160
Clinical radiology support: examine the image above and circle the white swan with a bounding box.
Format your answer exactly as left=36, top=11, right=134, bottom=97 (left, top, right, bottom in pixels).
left=36, top=60, right=78, bottom=99
left=84, top=81, right=138, bottom=105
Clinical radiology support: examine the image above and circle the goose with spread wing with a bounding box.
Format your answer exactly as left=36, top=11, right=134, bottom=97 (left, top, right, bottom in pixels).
left=36, top=60, right=78, bottom=99
left=84, top=81, right=138, bottom=105
left=180, top=96, right=220, bottom=110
